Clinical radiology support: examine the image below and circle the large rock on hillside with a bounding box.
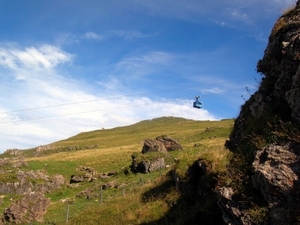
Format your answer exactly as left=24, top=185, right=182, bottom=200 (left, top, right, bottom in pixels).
left=2, top=192, right=50, bottom=224
left=131, top=157, right=165, bottom=173
left=132, top=136, right=181, bottom=173
left=142, top=136, right=182, bottom=153
left=142, top=139, right=167, bottom=154
left=156, top=136, right=183, bottom=151
left=218, top=2, right=300, bottom=225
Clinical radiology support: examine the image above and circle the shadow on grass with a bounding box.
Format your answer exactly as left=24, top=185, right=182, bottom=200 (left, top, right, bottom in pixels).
left=140, top=175, right=225, bottom=225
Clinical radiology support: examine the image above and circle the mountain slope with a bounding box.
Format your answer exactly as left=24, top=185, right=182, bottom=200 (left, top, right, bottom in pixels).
left=0, top=117, right=233, bottom=224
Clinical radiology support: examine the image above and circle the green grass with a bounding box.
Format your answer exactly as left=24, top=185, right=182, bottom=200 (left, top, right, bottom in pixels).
left=0, top=117, right=234, bottom=224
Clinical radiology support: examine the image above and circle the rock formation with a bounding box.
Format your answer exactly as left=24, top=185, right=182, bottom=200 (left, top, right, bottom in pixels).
left=218, top=2, right=300, bottom=224
left=131, top=135, right=182, bottom=173
left=142, top=139, right=167, bottom=154
left=131, top=157, right=165, bottom=173
left=2, top=192, right=50, bottom=224
left=142, top=136, right=182, bottom=154
left=4, top=149, right=22, bottom=156
left=155, top=136, right=183, bottom=151
left=0, top=170, right=65, bottom=194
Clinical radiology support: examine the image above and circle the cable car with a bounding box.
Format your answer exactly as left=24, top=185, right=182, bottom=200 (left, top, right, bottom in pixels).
left=193, top=96, right=202, bottom=109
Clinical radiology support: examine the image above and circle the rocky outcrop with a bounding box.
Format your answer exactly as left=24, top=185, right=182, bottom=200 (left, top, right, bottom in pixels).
left=142, top=136, right=182, bottom=154
left=0, top=157, right=27, bottom=169
left=4, top=149, right=22, bottom=156
left=156, top=136, right=183, bottom=151
left=131, top=136, right=182, bottom=173
left=131, top=157, right=165, bottom=173
left=0, top=170, right=65, bottom=194
left=218, top=2, right=300, bottom=224
left=142, top=139, right=167, bottom=154
left=35, top=144, right=99, bottom=153
left=69, top=166, right=118, bottom=183
left=70, top=166, right=97, bottom=183
left=252, top=144, right=300, bottom=224
left=2, top=192, right=50, bottom=224
left=252, top=144, right=300, bottom=205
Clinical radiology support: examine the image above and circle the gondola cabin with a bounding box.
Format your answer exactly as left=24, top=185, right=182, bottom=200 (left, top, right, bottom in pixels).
left=193, top=96, right=202, bottom=109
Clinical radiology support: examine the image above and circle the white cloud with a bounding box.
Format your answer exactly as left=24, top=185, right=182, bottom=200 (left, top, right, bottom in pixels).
left=0, top=45, right=72, bottom=75
left=0, top=44, right=218, bottom=152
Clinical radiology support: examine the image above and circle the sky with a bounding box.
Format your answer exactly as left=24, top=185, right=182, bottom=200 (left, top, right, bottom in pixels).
left=0, top=0, right=296, bottom=152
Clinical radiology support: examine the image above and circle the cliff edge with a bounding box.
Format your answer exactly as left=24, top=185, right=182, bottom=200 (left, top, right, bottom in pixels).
left=218, top=2, right=300, bottom=225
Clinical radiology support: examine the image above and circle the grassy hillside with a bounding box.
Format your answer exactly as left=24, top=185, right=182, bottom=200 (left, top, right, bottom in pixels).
left=0, top=117, right=234, bottom=224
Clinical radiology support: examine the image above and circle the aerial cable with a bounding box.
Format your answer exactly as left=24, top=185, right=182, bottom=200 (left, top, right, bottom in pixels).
left=0, top=103, right=149, bottom=126
left=0, top=86, right=249, bottom=126
left=0, top=78, right=253, bottom=115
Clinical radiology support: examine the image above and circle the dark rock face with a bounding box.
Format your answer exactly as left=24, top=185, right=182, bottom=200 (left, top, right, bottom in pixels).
left=218, top=2, right=300, bottom=224
left=252, top=143, right=300, bottom=224
left=2, top=192, right=50, bottom=224
left=252, top=144, right=300, bottom=205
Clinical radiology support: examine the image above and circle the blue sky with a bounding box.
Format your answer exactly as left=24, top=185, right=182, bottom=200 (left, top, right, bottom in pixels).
left=0, top=0, right=296, bottom=152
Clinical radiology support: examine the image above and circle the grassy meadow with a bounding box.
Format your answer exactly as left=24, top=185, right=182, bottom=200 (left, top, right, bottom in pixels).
left=0, top=117, right=234, bottom=224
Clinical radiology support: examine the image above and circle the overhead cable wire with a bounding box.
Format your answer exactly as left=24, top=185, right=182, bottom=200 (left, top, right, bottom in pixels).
left=0, top=78, right=254, bottom=115
left=0, top=103, right=148, bottom=126
left=0, top=86, right=249, bottom=126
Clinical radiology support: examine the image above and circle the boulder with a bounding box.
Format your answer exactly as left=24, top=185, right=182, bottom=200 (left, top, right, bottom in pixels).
left=141, top=136, right=183, bottom=154
left=2, top=192, right=50, bottom=224
left=70, top=166, right=97, bottom=183
left=156, top=136, right=183, bottom=151
left=252, top=144, right=300, bottom=208
left=142, top=139, right=167, bottom=154
left=131, top=157, right=165, bottom=173
left=70, top=174, right=85, bottom=183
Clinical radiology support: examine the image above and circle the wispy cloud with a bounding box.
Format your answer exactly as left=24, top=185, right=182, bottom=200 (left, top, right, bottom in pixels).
left=117, top=51, right=174, bottom=70
left=108, top=30, right=155, bottom=40
left=84, top=32, right=104, bottom=40
left=0, top=45, right=72, bottom=75
left=127, top=0, right=295, bottom=27
left=202, top=87, right=226, bottom=95
left=57, top=29, right=154, bottom=45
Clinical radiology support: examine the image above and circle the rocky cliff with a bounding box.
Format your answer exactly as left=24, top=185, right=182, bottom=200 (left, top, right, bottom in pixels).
left=218, top=2, right=300, bottom=225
